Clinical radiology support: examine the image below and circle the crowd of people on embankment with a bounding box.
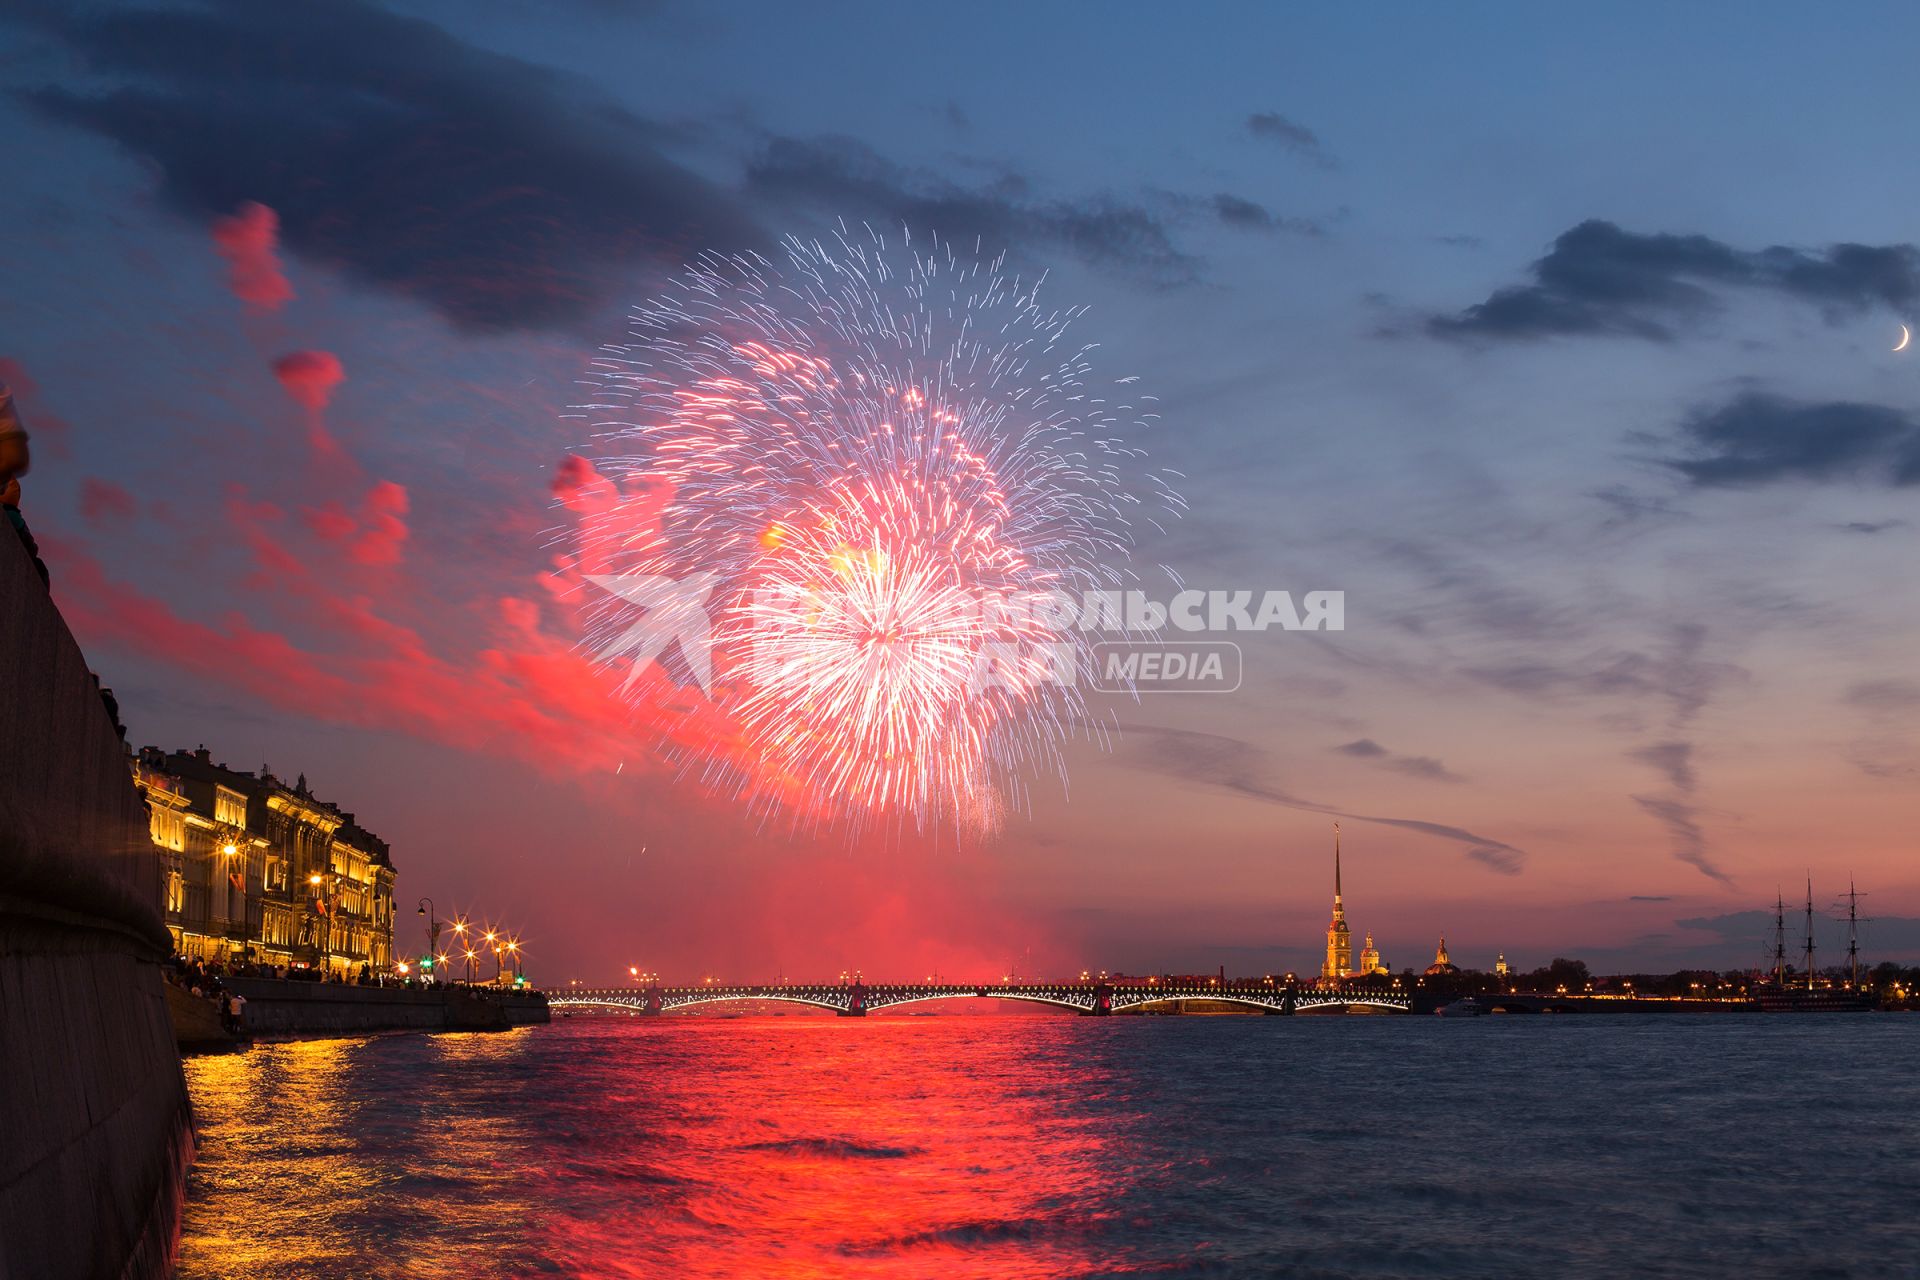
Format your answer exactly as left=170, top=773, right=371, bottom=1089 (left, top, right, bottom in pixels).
left=161, top=953, right=460, bottom=1036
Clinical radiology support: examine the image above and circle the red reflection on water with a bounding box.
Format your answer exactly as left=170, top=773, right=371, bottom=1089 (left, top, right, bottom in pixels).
left=181, top=1018, right=1145, bottom=1280
left=536, top=1018, right=1132, bottom=1279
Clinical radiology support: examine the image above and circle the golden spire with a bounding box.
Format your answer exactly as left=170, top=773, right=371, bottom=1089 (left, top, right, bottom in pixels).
left=1333, top=821, right=1342, bottom=908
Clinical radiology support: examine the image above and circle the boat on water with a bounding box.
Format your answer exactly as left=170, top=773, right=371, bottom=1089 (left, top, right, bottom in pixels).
left=1751, top=880, right=1879, bottom=1012
left=1752, top=986, right=1876, bottom=1012
left=1436, top=998, right=1486, bottom=1017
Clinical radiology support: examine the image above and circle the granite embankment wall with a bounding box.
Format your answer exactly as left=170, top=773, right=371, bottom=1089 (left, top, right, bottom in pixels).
left=0, top=532, right=193, bottom=1280
left=224, top=979, right=549, bottom=1035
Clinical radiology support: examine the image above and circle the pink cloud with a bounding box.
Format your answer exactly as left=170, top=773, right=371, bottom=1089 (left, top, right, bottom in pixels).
left=348, top=481, right=409, bottom=566
left=210, top=201, right=294, bottom=314
left=79, top=478, right=138, bottom=526
left=51, top=540, right=644, bottom=777
left=300, top=482, right=411, bottom=567
left=271, top=350, right=346, bottom=458
left=272, top=350, right=344, bottom=411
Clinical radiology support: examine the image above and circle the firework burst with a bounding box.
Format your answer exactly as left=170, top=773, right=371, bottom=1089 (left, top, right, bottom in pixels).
left=559, top=226, right=1180, bottom=835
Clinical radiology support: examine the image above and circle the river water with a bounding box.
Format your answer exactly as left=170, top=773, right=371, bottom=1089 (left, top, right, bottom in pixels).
left=178, top=1013, right=1920, bottom=1279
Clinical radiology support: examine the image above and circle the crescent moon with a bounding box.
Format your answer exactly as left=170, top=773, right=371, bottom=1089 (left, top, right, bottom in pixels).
left=1897, top=324, right=1911, bottom=353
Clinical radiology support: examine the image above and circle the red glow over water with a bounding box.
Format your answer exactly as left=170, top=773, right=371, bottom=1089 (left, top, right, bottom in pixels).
left=180, top=1014, right=1920, bottom=1278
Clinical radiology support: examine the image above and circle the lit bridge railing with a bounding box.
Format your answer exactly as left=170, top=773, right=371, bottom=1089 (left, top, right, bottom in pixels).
left=548, top=982, right=1413, bottom=1017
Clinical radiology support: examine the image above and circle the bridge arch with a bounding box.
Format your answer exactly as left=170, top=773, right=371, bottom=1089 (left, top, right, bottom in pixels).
left=868, top=990, right=1095, bottom=1013
left=1111, top=993, right=1288, bottom=1015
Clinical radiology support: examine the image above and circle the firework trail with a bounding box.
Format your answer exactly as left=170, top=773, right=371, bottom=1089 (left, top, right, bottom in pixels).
left=558, top=226, right=1181, bottom=835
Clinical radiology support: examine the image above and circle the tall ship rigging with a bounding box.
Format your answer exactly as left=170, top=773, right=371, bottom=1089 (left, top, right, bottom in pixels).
left=1751, top=879, right=1876, bottom=1012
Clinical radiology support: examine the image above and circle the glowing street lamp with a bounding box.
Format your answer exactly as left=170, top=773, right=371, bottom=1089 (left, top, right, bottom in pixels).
left=307, top=872, right=341, bottom=974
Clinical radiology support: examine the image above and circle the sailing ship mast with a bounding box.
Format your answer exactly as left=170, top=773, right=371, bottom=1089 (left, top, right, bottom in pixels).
left=1771, top=890, right=1787, bottom=988
left=1802, top=876, right=1816, bottom=991
left=1845, top=880, right=1861, bottom=990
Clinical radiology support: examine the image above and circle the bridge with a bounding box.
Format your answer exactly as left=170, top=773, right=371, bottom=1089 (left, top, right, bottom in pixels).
left=549, top=981, right=1412, bottom=1016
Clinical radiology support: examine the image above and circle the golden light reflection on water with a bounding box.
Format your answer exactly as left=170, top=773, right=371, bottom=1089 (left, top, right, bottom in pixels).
left=180, top=1032, right=549, bottom=1280
left=179, top=1019, right=1141, bottom=1280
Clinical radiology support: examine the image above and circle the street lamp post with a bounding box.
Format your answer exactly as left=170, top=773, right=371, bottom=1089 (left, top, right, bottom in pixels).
left=308, top=872, right=340, bottom=976
left=218, top=833, right=244, bottom=960
left=417, top=898, right=442, bottom=983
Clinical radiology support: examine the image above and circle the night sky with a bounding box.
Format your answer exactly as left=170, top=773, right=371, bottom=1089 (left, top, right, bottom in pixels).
left=5, top=0, right=1918, bottom=981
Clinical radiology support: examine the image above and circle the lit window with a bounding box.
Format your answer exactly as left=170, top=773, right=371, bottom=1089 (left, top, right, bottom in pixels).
left=214, top=787, right=247, bottom=828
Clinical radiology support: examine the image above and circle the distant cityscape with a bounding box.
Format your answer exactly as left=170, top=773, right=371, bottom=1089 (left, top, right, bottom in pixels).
left=129, top=743, right=1919, bottom=1011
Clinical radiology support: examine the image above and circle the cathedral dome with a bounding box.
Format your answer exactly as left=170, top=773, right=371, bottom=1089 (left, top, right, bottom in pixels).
left=1423, top=935, right=1458, bottom=976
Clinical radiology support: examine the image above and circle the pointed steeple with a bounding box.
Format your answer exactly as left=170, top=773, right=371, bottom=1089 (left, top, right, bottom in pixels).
left=1321, top=822, right=1353, bottom=981
left=1333, top=821, right=1343, bottom=907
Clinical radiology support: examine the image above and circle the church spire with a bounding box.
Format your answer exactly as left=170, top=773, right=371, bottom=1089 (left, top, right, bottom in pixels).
left=1321, top=822, right=1353, bottom=982
left=1333, top=821, right=1342, bottom=907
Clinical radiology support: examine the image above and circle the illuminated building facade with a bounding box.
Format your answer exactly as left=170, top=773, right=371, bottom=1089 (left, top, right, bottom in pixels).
left=1320, top=826, right=1353, bottom=980
left=132, top=747, right=396, bottom=976
left=1424, top=936, right=1460, bottom=976
left=1319, top=824, right=1391, bottom=983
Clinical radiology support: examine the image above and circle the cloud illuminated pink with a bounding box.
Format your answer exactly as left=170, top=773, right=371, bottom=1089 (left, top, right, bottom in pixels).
left=210, top=201, right=295, bottom=314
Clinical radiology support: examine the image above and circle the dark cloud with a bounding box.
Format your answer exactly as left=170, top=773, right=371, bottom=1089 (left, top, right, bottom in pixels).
left=1474, top=626, right=1734, bottom=882
left=1245, top=111, right=1334, bottom=167
left=1468, top=653, right=1667, bottom=702
left=1628, top=895, right=1672, bottom=902
left=744, top=134, right=1201, bottom=286
left=1210, top=193, right=1320, bottom=236
left=1430, top=219, right=1920, bottom=341
left=1334, top=738, right=1463, bottom=783
left=1667, top=393, right=1920, bottom=488
left=1630, top=741, right=1695, bottom=793
left=13, top=0, right=758, bottom=332
left=1633, top=795, right=1727, bottom=885
left=1114, top=725, right=1518, bottom=871
left=1836, top=518, right=1907, bottom=534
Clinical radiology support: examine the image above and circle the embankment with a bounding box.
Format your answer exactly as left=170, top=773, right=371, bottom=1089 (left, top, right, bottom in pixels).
left=0, top=533, right=194, bottom=1280
left=221, top=978, right=549, bottom=1036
